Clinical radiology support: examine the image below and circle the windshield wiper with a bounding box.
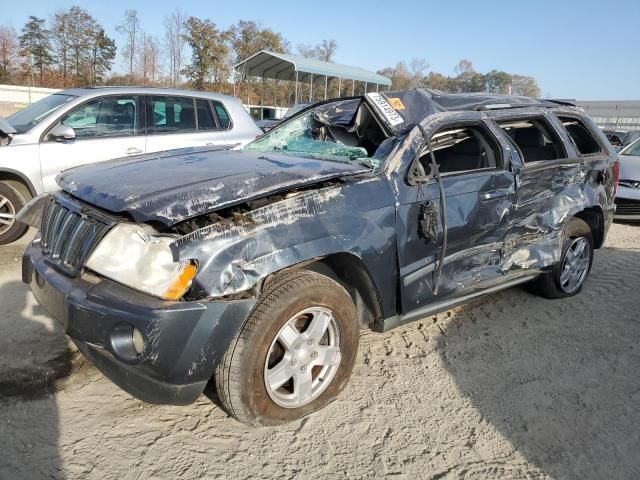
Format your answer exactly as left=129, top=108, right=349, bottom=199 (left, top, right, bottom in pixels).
left=351, top=158, right=375, bottom=169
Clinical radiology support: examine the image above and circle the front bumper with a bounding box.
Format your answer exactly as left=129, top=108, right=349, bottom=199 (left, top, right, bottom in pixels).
left=23, top=240, right=256, bottom=405
left=614, top=190, right=640, bottom=220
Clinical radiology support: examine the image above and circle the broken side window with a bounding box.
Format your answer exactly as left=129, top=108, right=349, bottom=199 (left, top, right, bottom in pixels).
left=557, top=116, right=602, bottom=155
left=419, top=125, right=500, bottom=175
left=498, top=118, right=567, bottom=163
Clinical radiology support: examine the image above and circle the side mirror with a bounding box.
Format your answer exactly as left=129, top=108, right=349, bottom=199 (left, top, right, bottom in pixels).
left=407, top=158, right=433, bottom=186
left=48, top=124, right=76, bottom=142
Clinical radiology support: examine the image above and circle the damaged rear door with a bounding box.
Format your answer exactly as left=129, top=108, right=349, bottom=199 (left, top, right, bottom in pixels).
left=395, top=120, right=515, bottom=315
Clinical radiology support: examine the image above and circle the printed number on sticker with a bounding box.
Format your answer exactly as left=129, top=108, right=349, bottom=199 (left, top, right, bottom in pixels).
left=366, top=93, right=404, bottom=126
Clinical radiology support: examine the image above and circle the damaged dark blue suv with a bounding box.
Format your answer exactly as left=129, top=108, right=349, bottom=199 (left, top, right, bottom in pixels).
left=20, top=89, right=617, bottom=426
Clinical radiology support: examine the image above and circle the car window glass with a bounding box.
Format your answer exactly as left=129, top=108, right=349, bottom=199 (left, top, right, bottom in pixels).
left=213, top=102, right=231, bottom=129
left=196, top=99, right=216, bottom=131
left=497, top=118, right=566, bottom=163
left=8, top=93, right=76, bottom=134
left=420, top=126, right=499, bottom=174
left=60, top=96, right=138, bottom=139
left=557, top=116, right=601, bottom=155
left=149, top=96, right=196, bottom=133
left=620, top=138, right=640, bottom=156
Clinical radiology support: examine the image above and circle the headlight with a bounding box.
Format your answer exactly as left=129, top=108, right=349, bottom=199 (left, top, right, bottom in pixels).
left=85, top=224, right=197, bottom=300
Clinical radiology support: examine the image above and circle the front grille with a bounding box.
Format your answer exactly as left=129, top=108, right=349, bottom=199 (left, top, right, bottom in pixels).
left=615, top=197, right=640, bottom=216
left=40, top=195, right=111, bottom=275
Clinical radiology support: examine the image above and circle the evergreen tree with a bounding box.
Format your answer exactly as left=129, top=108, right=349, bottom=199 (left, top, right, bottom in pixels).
left=18, top=16, right=53, bottom=84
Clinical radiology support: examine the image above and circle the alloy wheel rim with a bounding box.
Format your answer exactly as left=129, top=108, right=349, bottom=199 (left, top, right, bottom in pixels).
left=264, top=306, right=341, bottom=409
left=559, top=237, right=591, bottom=293
left=0, top=194, right=16, bottom=235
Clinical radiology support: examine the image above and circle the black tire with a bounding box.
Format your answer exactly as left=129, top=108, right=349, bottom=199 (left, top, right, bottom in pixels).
left=0, top=181, right=29, bottom=245
left=529, top=217, right=594, bottom=299
left=215, top=270, right=359, bottom=426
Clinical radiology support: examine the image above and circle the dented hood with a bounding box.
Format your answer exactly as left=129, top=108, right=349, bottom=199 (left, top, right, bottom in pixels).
left=57, top=146, right=369, bottom=225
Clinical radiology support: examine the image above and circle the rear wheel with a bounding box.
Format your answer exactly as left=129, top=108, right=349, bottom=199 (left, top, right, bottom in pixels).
left=215, top=270, right=359, bottom=426
left=530, top=217, right=593, bottom=299
left=0, top=181, right=29, bottom=245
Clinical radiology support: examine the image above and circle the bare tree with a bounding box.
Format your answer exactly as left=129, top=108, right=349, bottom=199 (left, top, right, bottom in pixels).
left=409, top=58, right=429, bottom=87
left=315, top=39, right=336, bottom=62
left=296, top=43, right=316, bottom=58
left=116, top=9, right=140, bottom=80
left=163, top=8, right=186, bottom=86
left=454, top=59, right=474, bottom=75
left=51, top=10, right=70, bottom=81
left=0, top=25, right=19, bottom=82
left=296, top=39, right=337, bottom=62
left=138, top=33, right=161, bottom=84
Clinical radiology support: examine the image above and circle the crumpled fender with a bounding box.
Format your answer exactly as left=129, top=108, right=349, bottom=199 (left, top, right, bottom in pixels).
left=171, top=182, right=396, bottom=300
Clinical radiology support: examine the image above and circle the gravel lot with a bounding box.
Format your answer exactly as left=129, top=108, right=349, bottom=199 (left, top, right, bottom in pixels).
left=0, top=223, right=638, bottom=480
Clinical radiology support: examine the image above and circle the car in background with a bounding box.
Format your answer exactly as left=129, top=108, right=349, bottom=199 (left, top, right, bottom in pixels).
left=603, top=129, right=640, bottom=149
left=615, top=137, right=640, bottom=221
left=0, top=87, right=261, bottom=244
left=256, top=102, right=312, bottom=132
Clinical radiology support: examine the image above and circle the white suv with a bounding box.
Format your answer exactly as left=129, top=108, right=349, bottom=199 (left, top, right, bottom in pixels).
left=0, top=87, right=261, bottom=244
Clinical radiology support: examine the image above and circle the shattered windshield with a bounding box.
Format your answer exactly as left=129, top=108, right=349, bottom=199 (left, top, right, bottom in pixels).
left=7, top=93, right=76, bottom=134
left=244, top=103, right=389, bottom=172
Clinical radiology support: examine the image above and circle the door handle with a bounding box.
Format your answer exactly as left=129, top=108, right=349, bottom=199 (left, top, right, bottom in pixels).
left=480, top=189, right=510, bottom=201
left=126, top=147, right=143, bottom=155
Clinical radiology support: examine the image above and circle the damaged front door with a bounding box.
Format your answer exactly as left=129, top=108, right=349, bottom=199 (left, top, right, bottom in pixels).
left=395, top=122, right=515, bottom=315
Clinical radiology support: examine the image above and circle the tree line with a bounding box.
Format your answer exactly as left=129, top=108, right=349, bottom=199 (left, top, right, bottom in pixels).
left=0, top=6, right=541, bottom=101
left=378, top=59, right=540, bottom=98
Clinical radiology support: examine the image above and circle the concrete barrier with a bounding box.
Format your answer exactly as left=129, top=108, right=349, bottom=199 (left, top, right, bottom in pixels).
left=0, top=84, right=61, bottom=105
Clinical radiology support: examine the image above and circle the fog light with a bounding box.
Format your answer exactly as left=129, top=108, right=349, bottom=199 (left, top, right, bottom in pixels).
left=110, top=323, right=145, bottom=361
left=132, top=328, right=144, bottom=355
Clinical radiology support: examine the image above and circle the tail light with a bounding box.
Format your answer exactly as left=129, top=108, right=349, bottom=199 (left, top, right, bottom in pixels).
left=612, top=159, right=620, bottom=195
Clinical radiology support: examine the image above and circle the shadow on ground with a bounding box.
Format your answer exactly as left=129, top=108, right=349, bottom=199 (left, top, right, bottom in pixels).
left=0, top=278, right=66, bottom=478
left=437, top=246, right=640, bottom=480
left=0, top=277, right=73, bottom=397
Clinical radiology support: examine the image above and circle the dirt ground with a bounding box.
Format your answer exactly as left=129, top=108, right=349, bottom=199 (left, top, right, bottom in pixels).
left=0, top=223, right=638, bottom=480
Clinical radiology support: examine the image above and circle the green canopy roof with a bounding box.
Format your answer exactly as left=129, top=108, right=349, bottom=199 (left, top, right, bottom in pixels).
left=234, top=50, right=391, bottom=86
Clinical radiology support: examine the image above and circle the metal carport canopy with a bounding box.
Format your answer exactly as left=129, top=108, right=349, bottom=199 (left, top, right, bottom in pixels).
left=234, top=50, right=392, bottom=86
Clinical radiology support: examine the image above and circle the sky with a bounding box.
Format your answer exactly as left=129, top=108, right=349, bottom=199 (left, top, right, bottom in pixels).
left=4, top=0, right=639, bottom=100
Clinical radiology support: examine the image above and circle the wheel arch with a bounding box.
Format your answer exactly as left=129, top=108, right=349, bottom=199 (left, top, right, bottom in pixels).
left=261, top=252, right=384, bottom=330
left=574, top=206, right=605, bottom=249
left=0, top=169, right=37, bottom=199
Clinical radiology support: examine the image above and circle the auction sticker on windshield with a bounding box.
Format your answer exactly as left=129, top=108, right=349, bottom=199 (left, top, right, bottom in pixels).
left=366, top=93, right=404, bottom=127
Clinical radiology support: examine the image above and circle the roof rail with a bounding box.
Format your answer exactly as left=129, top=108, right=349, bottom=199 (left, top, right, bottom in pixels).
left=474, top=102, right=541, bottom=111
left=543, top=99, right=577, bottom=107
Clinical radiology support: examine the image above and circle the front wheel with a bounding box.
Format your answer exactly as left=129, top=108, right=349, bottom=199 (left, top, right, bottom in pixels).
left=0, top=181, right=29, bottom=245
left=530, top=217, right=594, bottom=299
left=215, top=270, right=359, bottom=426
